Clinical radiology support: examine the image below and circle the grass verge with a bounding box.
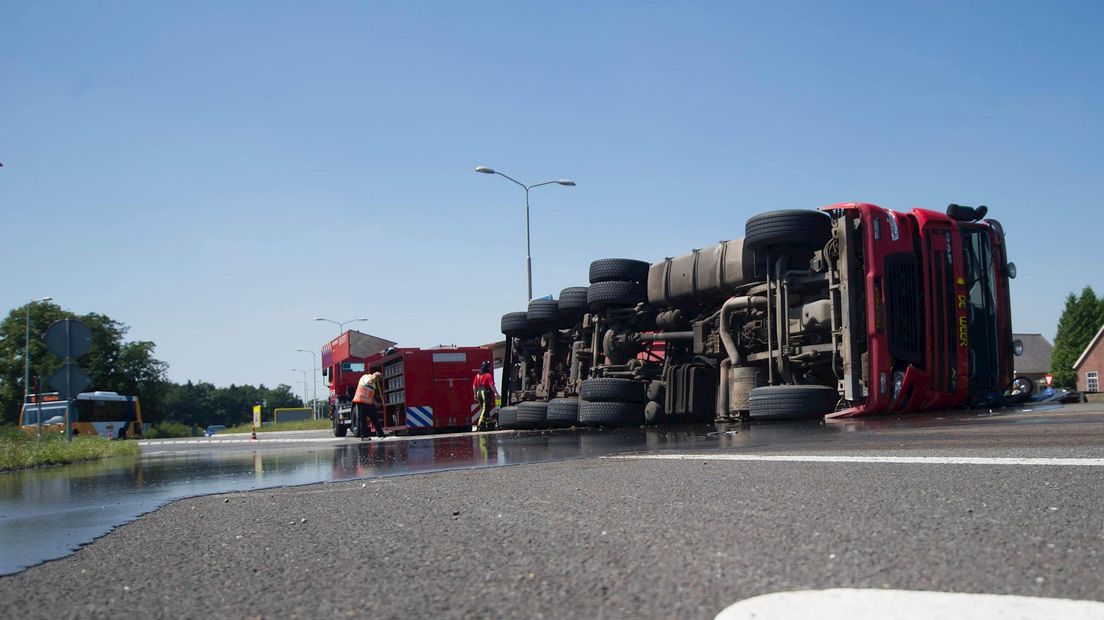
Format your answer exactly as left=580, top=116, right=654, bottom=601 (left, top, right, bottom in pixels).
left=0, top=427, right=141, bottom=472
left=222, top=418, right=332, bottom=434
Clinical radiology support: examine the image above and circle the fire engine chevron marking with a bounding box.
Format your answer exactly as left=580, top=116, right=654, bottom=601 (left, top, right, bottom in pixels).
left=405, top=406, right=433, bottom=428
left=606, top=454, right=1104, bottom=467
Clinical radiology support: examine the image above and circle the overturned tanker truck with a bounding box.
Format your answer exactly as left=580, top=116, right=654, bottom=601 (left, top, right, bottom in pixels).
left=498, top=202, right=1023, bottom=428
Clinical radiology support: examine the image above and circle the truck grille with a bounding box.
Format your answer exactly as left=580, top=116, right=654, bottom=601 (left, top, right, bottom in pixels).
left=884, top=254, right=924, bottom=366
left=928, top=239, right=957, bottom=393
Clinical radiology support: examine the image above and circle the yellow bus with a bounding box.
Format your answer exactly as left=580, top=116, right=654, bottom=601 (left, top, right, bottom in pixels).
left=20, top=391, right=143, bottom=439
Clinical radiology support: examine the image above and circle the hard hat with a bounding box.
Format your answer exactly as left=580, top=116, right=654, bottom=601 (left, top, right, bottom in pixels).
left=480, top=361, right=491, bottom=372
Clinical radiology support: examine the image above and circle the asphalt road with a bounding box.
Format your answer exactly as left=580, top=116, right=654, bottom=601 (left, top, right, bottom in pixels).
left=4, top=404, right=1104, bottom=619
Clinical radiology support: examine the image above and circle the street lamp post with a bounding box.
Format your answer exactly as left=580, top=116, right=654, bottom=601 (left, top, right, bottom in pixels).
left=313, top=317, right=369, bottom=335
left=24, top=297, right=53, bottom=428
left=291, top=369, right=309, bottom=409
left=475, top=166, right=575, bottom=301
left=296, top=349, right=318, bottom=418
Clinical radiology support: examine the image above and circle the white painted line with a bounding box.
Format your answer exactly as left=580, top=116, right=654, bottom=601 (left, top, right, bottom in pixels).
left=608, top=453, right=1104, bottom=467
left=715, top=589, right=1104, bottom=619
left=138, top=437, right=341, bottom=446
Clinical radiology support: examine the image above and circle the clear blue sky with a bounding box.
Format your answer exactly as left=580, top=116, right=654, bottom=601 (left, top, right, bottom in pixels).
left=2, top=1, right=1101, bottom=389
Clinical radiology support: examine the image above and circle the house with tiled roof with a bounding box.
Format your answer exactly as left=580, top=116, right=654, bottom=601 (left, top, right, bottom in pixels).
left=1073, top=324, right=1104, bottom=393
left=1012, top=333, right=1052, bottom=384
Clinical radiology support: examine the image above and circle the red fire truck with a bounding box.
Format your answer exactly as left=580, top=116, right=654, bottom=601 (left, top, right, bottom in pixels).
left=322, top=331, right=493, bottom=436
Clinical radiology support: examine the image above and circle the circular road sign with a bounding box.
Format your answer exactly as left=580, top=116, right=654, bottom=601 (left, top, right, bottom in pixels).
left=44, top=318, right=93, bottom=359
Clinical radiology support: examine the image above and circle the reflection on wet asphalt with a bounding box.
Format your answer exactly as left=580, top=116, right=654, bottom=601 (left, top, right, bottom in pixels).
left=0, top=404, right=1078, bottom=576
left=0, top=427, right=697, bottom=575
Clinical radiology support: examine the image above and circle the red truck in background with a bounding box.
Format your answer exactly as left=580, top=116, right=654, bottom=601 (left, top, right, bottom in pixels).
left=322, top=330, right=493, bottom=436
left=497, top=202, right=1024, bottom=427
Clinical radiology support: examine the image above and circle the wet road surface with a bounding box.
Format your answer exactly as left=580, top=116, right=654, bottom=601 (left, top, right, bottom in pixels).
left=1, top=402, right=1099, bottom=577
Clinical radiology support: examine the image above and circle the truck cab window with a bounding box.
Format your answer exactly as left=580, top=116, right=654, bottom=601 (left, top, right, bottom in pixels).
left=961, top=227, right=1000, bottom=394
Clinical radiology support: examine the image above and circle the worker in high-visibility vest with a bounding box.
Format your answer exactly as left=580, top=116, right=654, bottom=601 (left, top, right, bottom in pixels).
left=472, top=361, right=498, bottom=431
left=353, top=372, right=387, bottom=440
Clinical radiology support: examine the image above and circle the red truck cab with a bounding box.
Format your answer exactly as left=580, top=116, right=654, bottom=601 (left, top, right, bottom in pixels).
left=825, top=203, right=1016, bottom=417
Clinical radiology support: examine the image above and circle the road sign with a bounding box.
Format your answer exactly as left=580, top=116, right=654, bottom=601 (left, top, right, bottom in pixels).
left=44, top=319, right=93, bottom=359
left=47, top=363, right=92, bottom=399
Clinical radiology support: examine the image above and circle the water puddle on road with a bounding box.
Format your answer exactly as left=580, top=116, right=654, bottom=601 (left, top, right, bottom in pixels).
left=0, top=427, right=715, bottom=576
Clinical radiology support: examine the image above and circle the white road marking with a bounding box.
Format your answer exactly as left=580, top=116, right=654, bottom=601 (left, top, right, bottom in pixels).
left=138, top=437, right=342, bottom=446
left=607, top=453, right=1104, bottom=467
left=714, top=589, right=1104, bottom=619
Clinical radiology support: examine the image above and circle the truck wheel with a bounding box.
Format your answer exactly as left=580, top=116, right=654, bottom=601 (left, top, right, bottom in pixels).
left=501, top=312, right=531, bottom=337
left=589, top=258, right=650, bottom=284
left=558, top=287, right=589, bottom=317
left=587, top=280, right=646, bottom=311
left=745, top=210, right=832, bottom=252
left=580, top=377, right=646, bottom=403
left=547, top=398, right=579, bottom=427
left=332, top=414, right=347, bottom=437
left=526, top=299, right=560, bottom=326
left=517, top=401, right=549, bottom=429
left=579, top=400, right=645, bottom=426
left=748, top=385, right=839, bottom=421
left=498, top=406, right=519, bottom=429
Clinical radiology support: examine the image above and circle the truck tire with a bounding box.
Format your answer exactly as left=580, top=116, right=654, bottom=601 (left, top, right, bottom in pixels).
left=748, top=385, right=839, bottom=421
left=501, top=312, right=530, bottom=337
left=589, top=258, right=650, bottom=284
left=558, top=287, right=589, bottom=316
left=332, top=415, right=347, bottom=437
left=579, top=377, right=646, bottom=403
left=587, top=280, right=646, bottom=311
left=516, top=401, right=549, bottom=429
left=745, top=210, right=832, bottom=252
left=526, top=299, right=560, bottom=325
left=579, top=400, right=645, bottom=426
left=547, top=398, right=579, bottom=427
left=499, top=406, right=519, bottom=429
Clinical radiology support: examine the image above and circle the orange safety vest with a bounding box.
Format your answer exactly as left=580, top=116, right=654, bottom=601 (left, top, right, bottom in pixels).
left=353, top=380, right=376, bottom=405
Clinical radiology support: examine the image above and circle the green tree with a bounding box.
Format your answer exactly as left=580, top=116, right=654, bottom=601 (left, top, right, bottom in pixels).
left=0, top=302, right=169, bottom=425
left=159, top=381, right=302, bottom=427
left=1050, top=287, right=1104, bottom=389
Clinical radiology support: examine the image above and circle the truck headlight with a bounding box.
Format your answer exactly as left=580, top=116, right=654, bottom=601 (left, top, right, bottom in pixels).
left=1012, top=339, right=1024, bottom=356
left=1006, top=262, right=1017, bottom=279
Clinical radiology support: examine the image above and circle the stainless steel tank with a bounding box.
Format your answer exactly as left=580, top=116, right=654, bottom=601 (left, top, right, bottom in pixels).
left=647, top=238, right=754, bottom=306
